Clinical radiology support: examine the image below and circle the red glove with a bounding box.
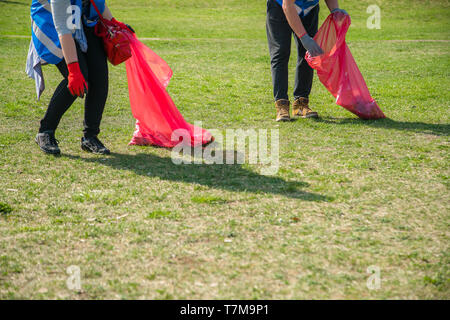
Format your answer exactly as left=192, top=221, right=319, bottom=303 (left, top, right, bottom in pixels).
left=111, top=18, right=134, bottom=33
left=67, top=62, right=88, bottom=98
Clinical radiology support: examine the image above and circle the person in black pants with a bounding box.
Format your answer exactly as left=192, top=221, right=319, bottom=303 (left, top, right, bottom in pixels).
left=266, top=0, right=348, bottom=122
left=39, top=26, right=109, bottom=153
left=34, top=1, right=132, bottom=155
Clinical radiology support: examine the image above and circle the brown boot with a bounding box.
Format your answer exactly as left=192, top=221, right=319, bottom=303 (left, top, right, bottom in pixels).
left=275, top=99, right=291, bottom=122
left=292, top=97, right=319, bottom=118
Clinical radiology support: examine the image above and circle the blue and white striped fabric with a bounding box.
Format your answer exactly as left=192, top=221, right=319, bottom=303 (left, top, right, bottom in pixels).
left=274, top=0, right=319, bottom=17
left=30, top=0, right=65, bottom=65
left=26, top=0, right=105, bottom=99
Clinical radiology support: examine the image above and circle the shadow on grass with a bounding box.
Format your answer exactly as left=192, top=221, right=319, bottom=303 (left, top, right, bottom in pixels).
left=64, top=152, right=329, bottom=202
left=315, top=117, right=449, bottom=136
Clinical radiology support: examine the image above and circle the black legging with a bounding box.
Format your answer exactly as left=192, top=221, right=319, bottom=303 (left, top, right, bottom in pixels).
left=39, top=26, right=108, bottom=138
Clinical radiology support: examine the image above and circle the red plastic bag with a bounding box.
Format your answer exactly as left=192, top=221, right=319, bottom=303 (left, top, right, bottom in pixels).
left=125, top=33, right=213, bottom=147
left=306, top=13, right=385, bottom=119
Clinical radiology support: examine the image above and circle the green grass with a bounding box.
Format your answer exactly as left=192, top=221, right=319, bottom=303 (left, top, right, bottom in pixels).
left=0, top=202, right=13, bottom=215
left=0, top=0, right=449, bottom=299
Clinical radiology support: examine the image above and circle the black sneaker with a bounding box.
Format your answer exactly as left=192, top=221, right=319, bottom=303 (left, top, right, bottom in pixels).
left=81, top=136, right=110, bottom=154
left=35, top=131, right=61, bottom=155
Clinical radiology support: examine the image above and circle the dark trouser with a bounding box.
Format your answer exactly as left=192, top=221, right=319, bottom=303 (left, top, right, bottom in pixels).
left=266, top=0, right=319, bottom=101
left=39, top=26, right=108, bottom=138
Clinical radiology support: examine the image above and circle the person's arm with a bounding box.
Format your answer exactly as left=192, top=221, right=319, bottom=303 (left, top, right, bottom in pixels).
left=103, top=4, right=135, bottom=33
left=102, top=5, right=113, bottom=20
left=59, top=34, right=78, bottom=64
left=325, top=0, right=348, bottom=15
left=51, top=0, right=78, bottom=63
left=282, top=0, right=307, bottom=38
left=50, top=0, right=87, bottom=97
left=282, top=0, right=323, bottom=56
left=325, top=0, right=339, bottom=12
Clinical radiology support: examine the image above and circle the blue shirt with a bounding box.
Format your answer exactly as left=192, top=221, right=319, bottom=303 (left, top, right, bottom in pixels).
left=274, top=0, right=319, bottom=17
left=27, top=0, right=105, bottom=99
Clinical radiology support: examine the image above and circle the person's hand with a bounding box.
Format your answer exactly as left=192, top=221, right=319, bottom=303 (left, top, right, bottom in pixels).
left=67, top=62, right=88, bottom=98
left=331, top=8, right=348, bottom=15
left=112, top=18, right=135, bottom=33
left=300, top=33, right=323, bottom=57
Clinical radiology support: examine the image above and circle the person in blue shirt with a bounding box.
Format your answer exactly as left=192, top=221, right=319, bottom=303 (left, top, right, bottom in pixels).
left=266, top=0, right=348, bottom=121
left=28, top=0, right=132, bottom=155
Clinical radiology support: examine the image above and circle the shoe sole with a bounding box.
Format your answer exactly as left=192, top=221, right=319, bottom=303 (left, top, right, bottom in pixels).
left=276, top=117, right=291, bottom=122
left=81, top=144, right=110, bottom=155
left=302, top=113, right=319, bottom=118
left=293, top=113, right=319, bottom=119
left=292, top=109, right=319, bottom=118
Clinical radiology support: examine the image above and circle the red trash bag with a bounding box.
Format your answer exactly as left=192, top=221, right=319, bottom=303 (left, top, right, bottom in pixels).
left=306, top=13, right=385, bottom=119
left=124, top=33, right=213, bottom=147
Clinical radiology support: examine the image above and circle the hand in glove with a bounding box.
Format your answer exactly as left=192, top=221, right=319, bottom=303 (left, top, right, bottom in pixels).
left=67, top=62, right=88, bottom=98
left=111, top=18, right=135, bottom=33
left=299, top=33, right=324, bottom=57
left=331, top=8, right=348, bottom=15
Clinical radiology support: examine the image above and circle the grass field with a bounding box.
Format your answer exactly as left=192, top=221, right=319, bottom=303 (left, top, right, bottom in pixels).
left=0, top=0, right=449, bottom=299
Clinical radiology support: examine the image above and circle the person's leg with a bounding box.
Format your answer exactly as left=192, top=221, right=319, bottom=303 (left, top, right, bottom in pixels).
left=82, top=27, right=108, bottom=138
left=293, top=5, right=319, bottom=100
left=39, top=46, right=88, bottom=133
left=36, top=44, right=88, bottom=154
left=292, top=5, right=320, bottom=118
left=266, top=0, right=292, bottom=102
left=79, top=26, right=110, bottom=154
